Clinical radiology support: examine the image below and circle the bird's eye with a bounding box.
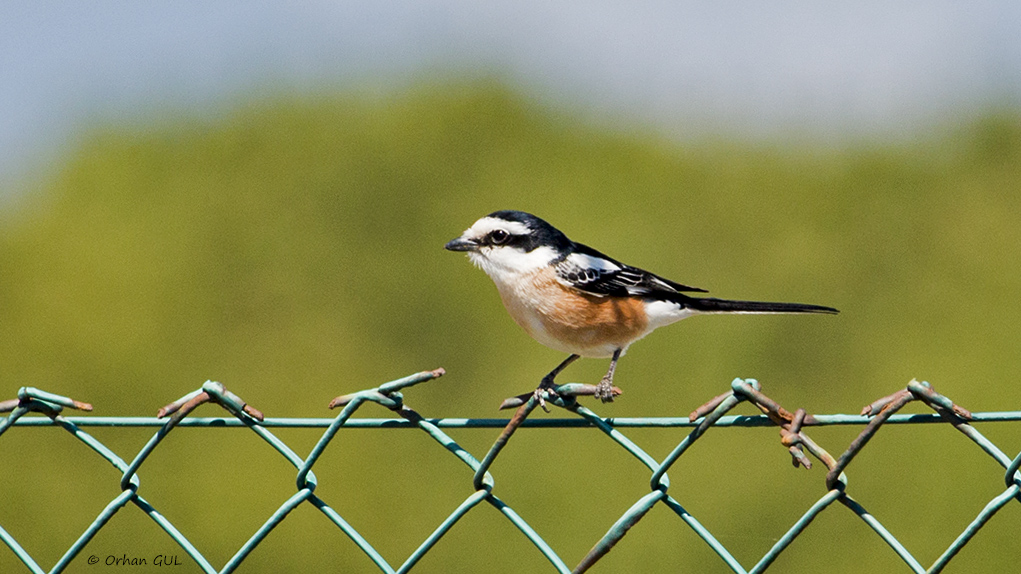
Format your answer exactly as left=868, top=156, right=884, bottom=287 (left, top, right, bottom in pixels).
left=489, top=229, right=510, bottom=245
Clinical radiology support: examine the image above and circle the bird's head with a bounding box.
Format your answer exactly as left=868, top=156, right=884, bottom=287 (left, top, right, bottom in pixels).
left=445, top=210, right=571, bottom=279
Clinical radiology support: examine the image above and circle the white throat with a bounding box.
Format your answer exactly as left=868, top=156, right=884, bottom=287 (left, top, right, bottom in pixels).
left=468, top=245, right=558, bottom=285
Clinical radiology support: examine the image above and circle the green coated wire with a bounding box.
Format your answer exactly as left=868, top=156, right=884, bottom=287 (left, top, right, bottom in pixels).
left=10, top=411, right=1021, bottom=428
left=1, top=375, right=1019, bottom=574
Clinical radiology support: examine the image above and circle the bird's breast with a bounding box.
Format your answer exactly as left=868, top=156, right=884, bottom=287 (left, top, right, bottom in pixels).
left=492, top=267, right=650, bottom=358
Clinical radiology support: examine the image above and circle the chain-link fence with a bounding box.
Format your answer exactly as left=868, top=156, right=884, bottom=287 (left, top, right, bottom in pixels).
left=2, top=370, right=1019, bottom=573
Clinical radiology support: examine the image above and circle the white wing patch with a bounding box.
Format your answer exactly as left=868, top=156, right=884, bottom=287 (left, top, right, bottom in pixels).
left=565, top=252, right=620, bottom=273
left=555, top=252, right=629, bottom=296
left=554, top=249, right=698, bottom=300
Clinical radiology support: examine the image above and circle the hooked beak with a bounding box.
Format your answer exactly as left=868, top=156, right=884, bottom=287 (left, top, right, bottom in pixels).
left=444, top=236, right=478, bottom=252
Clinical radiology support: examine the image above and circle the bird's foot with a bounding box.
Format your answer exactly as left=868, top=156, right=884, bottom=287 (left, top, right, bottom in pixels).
left=594, top=377, right=620, bottom=403
left=498, top=379, right=620, bottom=410
left=498, top=377, right=560, bottom=411
left=534, top=376, right=560, bottom=412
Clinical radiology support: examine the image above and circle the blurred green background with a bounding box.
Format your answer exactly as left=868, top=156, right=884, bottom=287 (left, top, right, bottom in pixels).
left=1, top=80, right=1020, bottom=573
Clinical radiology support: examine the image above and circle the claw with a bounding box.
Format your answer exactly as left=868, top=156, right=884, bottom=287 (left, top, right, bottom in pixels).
left=534, top=376, right=560, bottom=412
left=535, top=388, right=551, bottom=413
left=594, top=378, right=618, bottom=403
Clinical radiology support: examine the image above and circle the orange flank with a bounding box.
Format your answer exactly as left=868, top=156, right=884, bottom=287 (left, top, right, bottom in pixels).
left=496, top=267, right=648, bottom=357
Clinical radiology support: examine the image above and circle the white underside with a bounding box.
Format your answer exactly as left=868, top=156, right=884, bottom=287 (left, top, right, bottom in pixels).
left=644, top=299, right=700, bottom=330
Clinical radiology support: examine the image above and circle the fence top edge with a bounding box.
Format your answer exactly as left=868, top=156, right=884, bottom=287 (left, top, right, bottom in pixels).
left=8, top=411, right=1021, bottom=428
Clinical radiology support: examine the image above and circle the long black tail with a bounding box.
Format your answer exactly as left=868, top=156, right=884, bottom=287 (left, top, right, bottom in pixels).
left=686, top=297, right=839, bottom=315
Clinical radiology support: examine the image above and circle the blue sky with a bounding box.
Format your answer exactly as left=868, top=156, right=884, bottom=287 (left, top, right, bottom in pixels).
left=2, top=1, right=1020, bottom=187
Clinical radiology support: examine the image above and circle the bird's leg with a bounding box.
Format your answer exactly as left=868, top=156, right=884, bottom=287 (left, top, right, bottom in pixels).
left=595, top=349, right=622, bottom=403
left=534, top=354, right=580, bottom=411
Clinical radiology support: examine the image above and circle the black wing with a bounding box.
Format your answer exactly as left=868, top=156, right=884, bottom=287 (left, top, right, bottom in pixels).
left=554, top=243, right=707, bottom=299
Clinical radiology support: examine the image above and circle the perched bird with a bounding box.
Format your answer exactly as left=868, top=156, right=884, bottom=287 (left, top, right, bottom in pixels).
left=445, top=210, right=838, bottom=405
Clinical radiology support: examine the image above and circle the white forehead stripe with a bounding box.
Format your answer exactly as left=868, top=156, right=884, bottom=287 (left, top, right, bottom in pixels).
left=467, top=217, right=532, bottom=238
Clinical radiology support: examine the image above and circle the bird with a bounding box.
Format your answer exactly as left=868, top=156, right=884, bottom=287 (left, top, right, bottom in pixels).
left=445, top=210, right=838, bottom=406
